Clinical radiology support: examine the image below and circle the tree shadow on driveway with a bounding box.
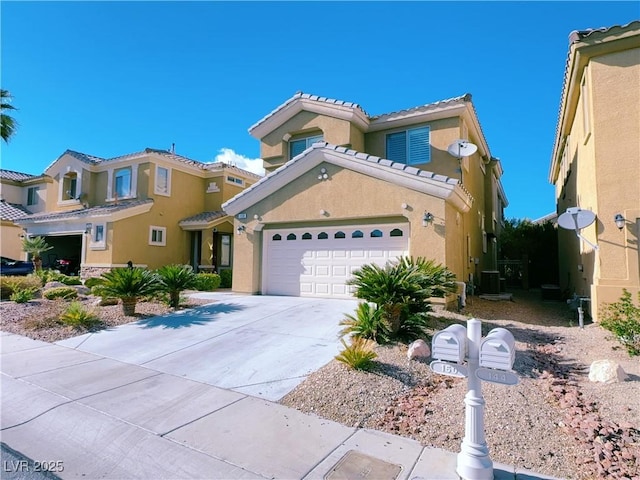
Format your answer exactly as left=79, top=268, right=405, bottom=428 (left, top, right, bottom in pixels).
left=137, top=302, right=246, bottom=329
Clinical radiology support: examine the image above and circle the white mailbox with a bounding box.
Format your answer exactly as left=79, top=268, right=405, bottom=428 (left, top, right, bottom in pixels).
left=432, top=324, right=467, bottom=363
left=479, top=328, right=515, bottom=370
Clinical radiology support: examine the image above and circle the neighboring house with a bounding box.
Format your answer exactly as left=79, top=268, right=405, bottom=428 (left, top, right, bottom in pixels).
left=0, top=169, right=51, bottom=259
left=8, top=148, right=260, bottom=276
left=223, top=92, right=508, bottom=302
left=549, top=21, right=640, bottom=321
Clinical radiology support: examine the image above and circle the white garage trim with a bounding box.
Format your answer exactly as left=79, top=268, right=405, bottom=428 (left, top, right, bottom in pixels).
left=262, top=223, right=409, bottom=298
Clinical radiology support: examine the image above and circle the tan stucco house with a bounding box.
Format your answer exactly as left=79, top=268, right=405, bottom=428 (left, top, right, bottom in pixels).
left=223, top=92, right=508, bottom=301
left=549, top=21, right=640, bottom=321
left=4, top=148, right=260, bottom=276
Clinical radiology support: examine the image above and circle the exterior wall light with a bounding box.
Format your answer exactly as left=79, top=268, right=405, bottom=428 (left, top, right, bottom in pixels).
left=85, top=222, right=93, bottom=234
left=422, top=212, right=434, bottom=227
left=614, top=213, right=626, bottom=230
left=317, top=167, right=329, bottom=181
left=236, top=225, right=246, bottom=235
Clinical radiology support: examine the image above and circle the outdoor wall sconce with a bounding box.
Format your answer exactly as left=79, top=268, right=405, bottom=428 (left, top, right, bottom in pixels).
left=422, top=212, right=434, bottom=227
left=319, top=209, right=328, bottom=217
left=85, top=222, right=93, bottom=234
left=236, top=225, right=246, bottom=235
left=614, top=213, right=626, bottom=230
left=317, top=167, right=329, bottom=181
left=401, top=203, right=409, bottom=210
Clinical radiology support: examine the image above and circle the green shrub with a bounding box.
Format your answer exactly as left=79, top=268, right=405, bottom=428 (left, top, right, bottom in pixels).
left=599, top=289, right=640, bottom=357
left=59, top=275, right=82, bottom=286
left=335, top=337, right=378, bottom=370
left=84, top=277, right=104, bottom=288
left=35, top=269, right=66, bottom=284
left=347, top=256, right=457, bottom=340
left=59, top=301, right=101, bottom=329
left=156, top=264, right=198, bottom=308
left=98, top=267, right=162, bottom=315
left=43, top=286, right=78, bottom=300
left=1, top=276, right=42, bottom=299
left=10, top=288, right=37, bottom=303
left=194, top=273, right=221, bottom=291
left=340, top=302, right=391, bottom=344
left=220, top=269, right=232, bottom=288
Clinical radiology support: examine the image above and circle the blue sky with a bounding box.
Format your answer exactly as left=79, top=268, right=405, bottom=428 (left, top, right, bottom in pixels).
left=1, top=1, right=638, bottom=220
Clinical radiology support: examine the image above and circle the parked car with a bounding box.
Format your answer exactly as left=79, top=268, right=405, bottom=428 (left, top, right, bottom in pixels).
left=0, top=257, right=35, bottom=276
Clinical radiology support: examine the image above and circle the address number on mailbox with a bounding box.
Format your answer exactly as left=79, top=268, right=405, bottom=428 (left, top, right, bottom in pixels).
left=475, top=367, right=519, bottom=385
left=430, top=361, right=469, bottom=378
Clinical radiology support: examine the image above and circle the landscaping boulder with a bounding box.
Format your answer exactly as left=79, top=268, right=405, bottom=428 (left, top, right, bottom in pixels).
left=407, top=339, right=431, bottom=361
left=588, top=359, right=628, bottom=383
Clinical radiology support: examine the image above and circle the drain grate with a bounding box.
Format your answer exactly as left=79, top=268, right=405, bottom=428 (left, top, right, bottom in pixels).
left=324, top=450, right=402, bottom=480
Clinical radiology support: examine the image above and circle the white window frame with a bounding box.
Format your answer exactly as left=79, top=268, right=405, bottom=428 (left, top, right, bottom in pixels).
left=289, top=134, right=324, bottom=159
left=89, top=223, right=107, bottom=250
left=154, top=165, right=171, bottom=196
left=385, top=126, right=431, bottom=165
left=58, top=169, right=82, bottom=205
left=225, top=175, right=244, bottom=186
left=27, top=186, right=39, bottom=206
left=106, top=165, right=138, bottom=201
left=149, top=226, right=167, bottom=246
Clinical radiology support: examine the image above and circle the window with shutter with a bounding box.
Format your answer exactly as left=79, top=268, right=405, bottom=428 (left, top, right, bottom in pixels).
left=386, top=126, right=430, bottom=165
left=289, top=134, right=324, bottom=159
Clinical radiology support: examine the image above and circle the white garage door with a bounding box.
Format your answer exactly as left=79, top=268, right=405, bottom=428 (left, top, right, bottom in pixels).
left=262, top=223, right=409, bottom=298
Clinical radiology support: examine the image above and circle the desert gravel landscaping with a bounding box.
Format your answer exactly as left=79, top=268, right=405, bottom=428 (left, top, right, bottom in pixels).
left=1, top=289, right=638, bottom=479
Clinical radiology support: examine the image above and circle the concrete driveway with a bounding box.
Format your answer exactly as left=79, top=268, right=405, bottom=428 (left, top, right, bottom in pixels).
left=56, top=293, right=359, bottom=401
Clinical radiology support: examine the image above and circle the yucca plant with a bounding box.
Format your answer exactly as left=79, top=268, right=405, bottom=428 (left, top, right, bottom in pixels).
left=347, top=256, right=458, bottom=340
left=22, top=236, right=53, bottom=271
left=335, top=337, right=378, bottom=370
left=97, top=267, right=162, bottom=315
left=156, top=264, right=198, bottom=308
left=339, top=302, right=391, bottom=344
left=59, top=301, right=101, bottom=329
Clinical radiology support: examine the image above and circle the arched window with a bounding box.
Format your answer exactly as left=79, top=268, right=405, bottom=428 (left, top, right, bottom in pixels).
left=352, top=230, right=364, bottom=238
left=318, top=232, right=328, bottom=239
left=390, top=228, right=404, bottom=237
left=302, top=233, right=312, bottom=240
left=370, top=229, right=383, bottom=238
left=334, top=231, right=346, bottom=239
left=272, top=234, right=282, bottom=241
left=287, top=233, right=297, bottom=241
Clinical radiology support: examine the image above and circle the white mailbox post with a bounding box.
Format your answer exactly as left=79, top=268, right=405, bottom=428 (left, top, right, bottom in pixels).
left=430, top=319, right=518, bottom=480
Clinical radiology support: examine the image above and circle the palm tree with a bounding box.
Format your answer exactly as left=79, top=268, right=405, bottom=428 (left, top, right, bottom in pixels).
left=97, top=267, right=162, bottom=316
left=156, top=264, right=198, bottom=308
left=22, top=236, right=53, bottom=272
left=1, top=89, right=18, bottom=143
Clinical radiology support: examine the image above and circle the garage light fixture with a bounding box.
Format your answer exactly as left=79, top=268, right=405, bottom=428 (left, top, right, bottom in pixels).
left=614, top=213, right=626, bottom=230
left=422, top=212, right=434, bottom=227
left=317, top=167, right=329, bottom=181
left=85, top=222, right=93, bottom=234
left=236, top=225, right=246, bottom=235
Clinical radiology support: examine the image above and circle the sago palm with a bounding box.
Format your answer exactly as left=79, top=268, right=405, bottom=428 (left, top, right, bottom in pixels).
left=22, top=236, right=53, bottom=271
left=97, top=267, right=162, bottom=316
left=157, top=264, right=198, bottom=308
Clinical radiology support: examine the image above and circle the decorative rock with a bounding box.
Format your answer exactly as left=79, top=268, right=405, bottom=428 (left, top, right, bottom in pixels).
left=407, top=339, right=431, bottom=361
left=44, top=281, right=66, bottom=289
left=588, top=360, right=628, bottom=383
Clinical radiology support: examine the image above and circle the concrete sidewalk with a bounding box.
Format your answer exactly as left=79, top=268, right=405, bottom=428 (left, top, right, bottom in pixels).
left=1, top=331, right=561, bottom=480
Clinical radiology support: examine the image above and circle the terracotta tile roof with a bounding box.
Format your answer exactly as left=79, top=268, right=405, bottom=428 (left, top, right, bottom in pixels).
left=248, top=92, right=369, bottom=133
left=179, top=211, right=226, bottom=224
left=569, top=20, right=640, bottom=43
left=369, top=94, right=472, bottom=121
left=0, top=200, right=32, bottom=221
left=224, top=142, right=467, bottom=210
left=49, top=148, right=261, bottom=180
left=0, top=169, right=38, bottom=181
left=14, top=199, right=153, bottom=224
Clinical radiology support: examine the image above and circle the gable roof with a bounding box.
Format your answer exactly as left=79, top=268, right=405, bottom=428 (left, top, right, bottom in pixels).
left=222, top=143, right=473, bottom=216
left=178, top=210, right=232, bottom=230
left=0, top=169, right=49, bottom=184
left=45, top=148, right=262, bottom=180
left=248, top=91, right=491, bottom=159
left=0, top=199, right=32, bottom=221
